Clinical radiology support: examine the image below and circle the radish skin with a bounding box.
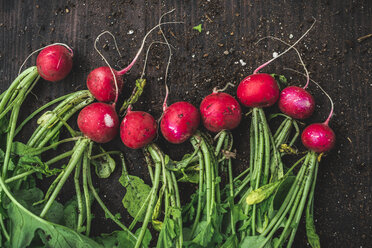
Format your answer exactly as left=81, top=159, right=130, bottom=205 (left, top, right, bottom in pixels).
left=77, top=102, right=119, bottom=143
left=278, top=86, right=315, bottom=119
left=160, top=101, right=200, bottom=144
left=120, top=111, right=157, bottom=149
left=86, top=67, right=124, bottom=103
left=36, top=45, right=73, bottom=82
left=301, top=123, right=335, bottom=153
left=237, top=73, right=279, bottom=108
left=200, top=92, right=241, bottom=132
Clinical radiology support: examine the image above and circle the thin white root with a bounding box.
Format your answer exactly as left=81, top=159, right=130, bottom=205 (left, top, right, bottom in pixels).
left=256, top=36, right=310, bottom=89
left=253, top=18, right=316, bottom=74
left=213, top=82, right=236, bottom=93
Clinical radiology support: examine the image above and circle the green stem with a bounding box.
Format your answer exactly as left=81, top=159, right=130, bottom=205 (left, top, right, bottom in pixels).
left=200, top=137, right=212, bottom=222
left=83, top=148, right=92, bottom=236
left=25, top=137, right=79, bottom=156
left=190, top=137, right=205, bottom=237
left=15, top=92, right=75, bottom=136
left=40, top=138, right=89, bottom=218
left=228, top=156, right=236, bottom=235
left=33, top=170, right=65, bottom=206
left=0, top=216, right=9, bottom=241
left=171, top=172, right=183, bottom=247
left=5, top=170, right=35, bottom=184
left=91, top=151, right=121, bottom=160
left=128, top=190, right=152, bottom=231
left=0, top=66, right=35, bottom=112
left=214, top=131, right=227, bottom=157
left=288, top=119, right=300, bottom=147
left=2, top=104, right=21, bottom=178
left=74, top=156, right=84, bottom=233
left=286, top=152, right=317, bottom=247
left=135, top=144, right=162, bottom=248
left=87, top=158, right=137, bottom=241
left=45, top=150, right=74, bottom=166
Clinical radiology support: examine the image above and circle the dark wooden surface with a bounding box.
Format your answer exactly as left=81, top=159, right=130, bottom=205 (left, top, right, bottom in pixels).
left=1, top=0, right=371, bottom=247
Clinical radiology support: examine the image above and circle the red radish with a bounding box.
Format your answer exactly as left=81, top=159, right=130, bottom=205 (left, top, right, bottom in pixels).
left=77, top=102, right=119, bottom=143
left=160, top=101, right=200, bottom=144
left=259, top=36, right=316, bottom=120
left=89, top=20, right=180, bottom=104
left=87, top=67, right=124, bottom=102
left=120, top=111, right=157, bottom=149
left=301, top=123, right=335, bottom=153
left=36, top=45, right=73, bottom=82
left=278, top=86, right=314, bottom=119
left=200, top=92, right=242, bottom=132
left=290, top=68, right=336, bottom=153
left=237, top=73, right=279, bottom=108
left=237, top=21, right=316, bottom=109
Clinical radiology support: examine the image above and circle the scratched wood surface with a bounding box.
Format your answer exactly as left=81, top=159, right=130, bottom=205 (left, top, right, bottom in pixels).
left=0, top=0, right=371, bottom=247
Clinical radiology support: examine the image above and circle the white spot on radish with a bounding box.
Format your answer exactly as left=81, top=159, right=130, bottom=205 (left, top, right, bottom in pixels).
left=273, top=52, right=279, bottom=58
left=127, top=30, right=134, bottom=35
left=239, top=59, right=246, bottom=66
left=104, top=114, right=115, bottom=127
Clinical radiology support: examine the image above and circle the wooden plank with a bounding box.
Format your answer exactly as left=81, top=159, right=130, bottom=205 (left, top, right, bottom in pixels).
left=0, top=0, right=371, bottom=247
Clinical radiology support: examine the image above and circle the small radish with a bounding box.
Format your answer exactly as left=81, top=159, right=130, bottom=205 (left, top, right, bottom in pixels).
left=237, top=73, right=279, bottom=108
left=237, top=20, right=316, bottom=109
left=301, top=123, right=335, bottom=153
left=77, top=102, right=119, bottom=143
left=87, top=66, right=124, bottom=102
left=36, top=44, right=73, bottom=82
left=160, top=101, right=200, bottom=144
left=120, top=110, right=157, bottom=149
left=278, top=86, right=315, bottom=119
left=260, top=36, right=315, bottom=120
left=300, top=72, right=336, bottom=153
left=88, top=19, right=180, bottom=104
left=200, top=91, right=241, bottom=132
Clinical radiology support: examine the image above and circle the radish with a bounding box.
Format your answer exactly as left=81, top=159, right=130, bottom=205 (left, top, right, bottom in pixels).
left=88, top=17, right=180, bottom=104
left=235, top=21, right=316, bottom=237
left=278, top=86, right=314, bottom=119
left=301, top=123, right=335, bottom=153
left=247, top=72, right=335, bottom=248
left=77, top=102, right=119, bottom=143
left=120, top=110, right=157, bottom=149
left=200, top=89, right=241, bottom=132
left=160, top=101, right=200, bottom=144
left=301, top=75, right=335, bottom=153
left=86, top=66, right=124, bottom=103
left=36, top=44, right=73, bottom=82
left=237, top=73, right=279, bottom=108
left=260, top=36, right=315, bottom=120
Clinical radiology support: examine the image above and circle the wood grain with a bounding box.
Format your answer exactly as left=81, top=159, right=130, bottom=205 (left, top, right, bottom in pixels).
left=0, top=0, right=371, bottom=247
